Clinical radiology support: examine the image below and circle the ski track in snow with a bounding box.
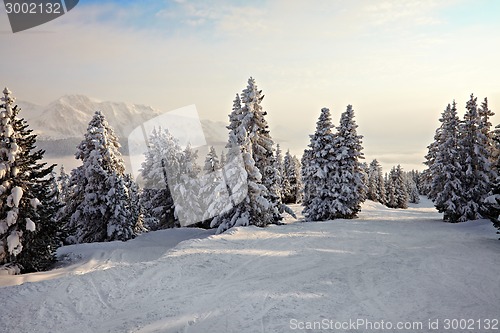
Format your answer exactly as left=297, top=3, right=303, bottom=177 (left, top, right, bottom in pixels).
left=1, top=197, right=499, bottom=333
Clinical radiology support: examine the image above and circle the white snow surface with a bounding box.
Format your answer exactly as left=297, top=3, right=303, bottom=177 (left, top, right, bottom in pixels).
left=10, top=186, right=23, bottom=208
left=25, top=218, right=36, bottom=232
left=0, top=197, right=499, bottom=332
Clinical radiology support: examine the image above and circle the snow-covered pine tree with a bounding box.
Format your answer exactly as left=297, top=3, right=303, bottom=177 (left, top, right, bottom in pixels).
left=48, top=170, right=68, bottom=234
left=124, top=173, right=144, bottom=235
left=65, top=111, right=141, bottom=243
left=239, top=77, right=283, bottom=222
left=220, top=150, right=226, bottom=167
left=204, top=146, right=220, bottom=173
left=386, top=165, right=408, bottom=209
left=491, top=123, right=500, bottom=170
left=292, top=155, right=303, bottom=203
left=301, top=148, right=314, bottom=208
left=302, top=107, right=338, bottom=221
left=408, top=170, right=423, bottom=195
left=0, top=88, right=59, bottom=274
left=458, top=94, right=492, bottom=220
left=227, top=94, right=243, bottom=136
left=484, top=138, right=500, bottom=234
left=478, top=97, right=495, bottom=161
left=140, top=127, right=181, bottom=230
left=210, top=131, right=274, bottom=234
left=57, top=165, right=71, bottom=204
left=274, top=143, right=284, bottom=202
left=197, top=146, right=223, bottom=228
left=283, top=150, right=300, bottom=203
left=367, top=159, right=386, bottom=204
left=430, top=102, right=465, bottom=221
left=478, top=97, right=497, bottom=198
left=394, top=165, right=409, bottom=209
left=172, top=143, right=204, bottom=227
left=17, top=172, right=65, bottom=272
left=418, top=169, right=432, bottom=197
left=329, top=105, right=366, bottom=218
left=385, top=170, right=397, bottom=208
left=405, top=173, right=420, bottom=204
left=360, top=162, right=369, bottom=198
left=105, top=173, right=144, bottom=241
left=481, top=99, right=500, bottom=232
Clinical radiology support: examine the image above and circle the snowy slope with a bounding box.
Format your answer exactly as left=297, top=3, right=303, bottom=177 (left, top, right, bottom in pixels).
left=1, top=199, right=499, bottom=333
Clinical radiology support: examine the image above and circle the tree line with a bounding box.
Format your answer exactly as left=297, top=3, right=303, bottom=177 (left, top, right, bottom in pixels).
left=1, top=81, right=498, bottom=275
left=0, top=78, right=303, bottom=273
left=421, top=95, right=500, bottom=234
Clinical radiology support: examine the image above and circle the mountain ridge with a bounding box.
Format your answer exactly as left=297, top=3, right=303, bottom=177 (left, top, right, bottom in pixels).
left=16, top=94, right=229, bottom=143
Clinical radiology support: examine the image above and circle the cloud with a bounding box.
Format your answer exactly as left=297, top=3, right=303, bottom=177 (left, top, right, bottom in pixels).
left=1, top=0, right=499, bottom=170
left=361, top=0, right=448, bottom=26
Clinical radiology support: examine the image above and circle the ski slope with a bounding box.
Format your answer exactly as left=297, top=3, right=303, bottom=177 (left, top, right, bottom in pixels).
left=1, top=198, right=499, bottom=333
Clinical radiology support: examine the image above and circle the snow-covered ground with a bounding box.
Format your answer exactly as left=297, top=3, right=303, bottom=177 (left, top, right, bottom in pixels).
left=1, top=198, right=499, bottom=333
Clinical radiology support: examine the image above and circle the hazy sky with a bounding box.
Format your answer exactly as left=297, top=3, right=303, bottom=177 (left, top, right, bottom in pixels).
left=1, top=0, right=499, bottom=171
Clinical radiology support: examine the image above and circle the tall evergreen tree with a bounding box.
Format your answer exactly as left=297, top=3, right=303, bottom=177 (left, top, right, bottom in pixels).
left=65, top=111, right=141, bottom=243
left=292, top=155, right=303, bottom=203
left=329, top=105, right=366, bottom=218
left=203, top=146, right=221, bottom=173
left=301, top=149, right=313, bottom=208
left=283, top=150, right=299, bottom=203
left=211, top=132, right=274, bottom=233
left=458, top=94, right=491, bottom=220
left=172, top=143, right=204, bottom=227
left=405, top=173, right=420, bottom=204
left=430, top=102, right=464, bottom=221
left=386, top=165, right=408, bottom=209
left=198, top=146, right=224, bottom=228
left=484, top=139, right=500, bottom=235
left=408, top=170, right=423, bottom=195
left=227, top=94, right=243, bottom=136
left=105, top=173, right=144, bottom=241
left=17, top=172, right=64, bottom=272
left=57, top=165, right=71, bottom=204
left=239, top=77, right=282, bottom=221
left=478, top=97, right=495, bottom=161
left=385, top=171, right=397, bottom=208
left=367, top=159, right=386, bottom=204
left=140, top=128, right=181, bottom=230
left=302, top=108, right=338, bottom=221
left=0, top=88, right=59, bottom=273
left=274, top=143, right=284, bottom=202
left=482, top=100, right=500, bottom=233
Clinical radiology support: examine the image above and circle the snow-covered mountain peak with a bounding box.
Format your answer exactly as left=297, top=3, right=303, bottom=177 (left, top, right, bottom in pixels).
left=16, top=95, right=230, bottom=148
left=19, top=95, right=163, bottom=140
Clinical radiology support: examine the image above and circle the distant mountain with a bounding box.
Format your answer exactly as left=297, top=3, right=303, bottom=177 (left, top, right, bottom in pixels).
left=20, top=95, right=159, bottom=140
left=16, top=94, right=303, bottom=160
left=16, top=95, right=229, bottom=156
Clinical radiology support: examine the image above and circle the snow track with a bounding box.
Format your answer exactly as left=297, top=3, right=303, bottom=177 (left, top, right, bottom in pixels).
left=1, top=198, right=499, bottom=332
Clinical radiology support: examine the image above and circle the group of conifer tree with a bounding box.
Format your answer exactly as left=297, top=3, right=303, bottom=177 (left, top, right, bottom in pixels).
left=3, top=82, right=499, bottom=274
left=365, top=161, right=421, bottom=209
left=299, top=105, right=422, bottom=221
left=422, top=94, right=500, bottom=234
left=0, top=78, right=304, bottom=273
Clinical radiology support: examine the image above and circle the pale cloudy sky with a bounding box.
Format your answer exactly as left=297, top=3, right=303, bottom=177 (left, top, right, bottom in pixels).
left=1, top=0, right=499, bottom=171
